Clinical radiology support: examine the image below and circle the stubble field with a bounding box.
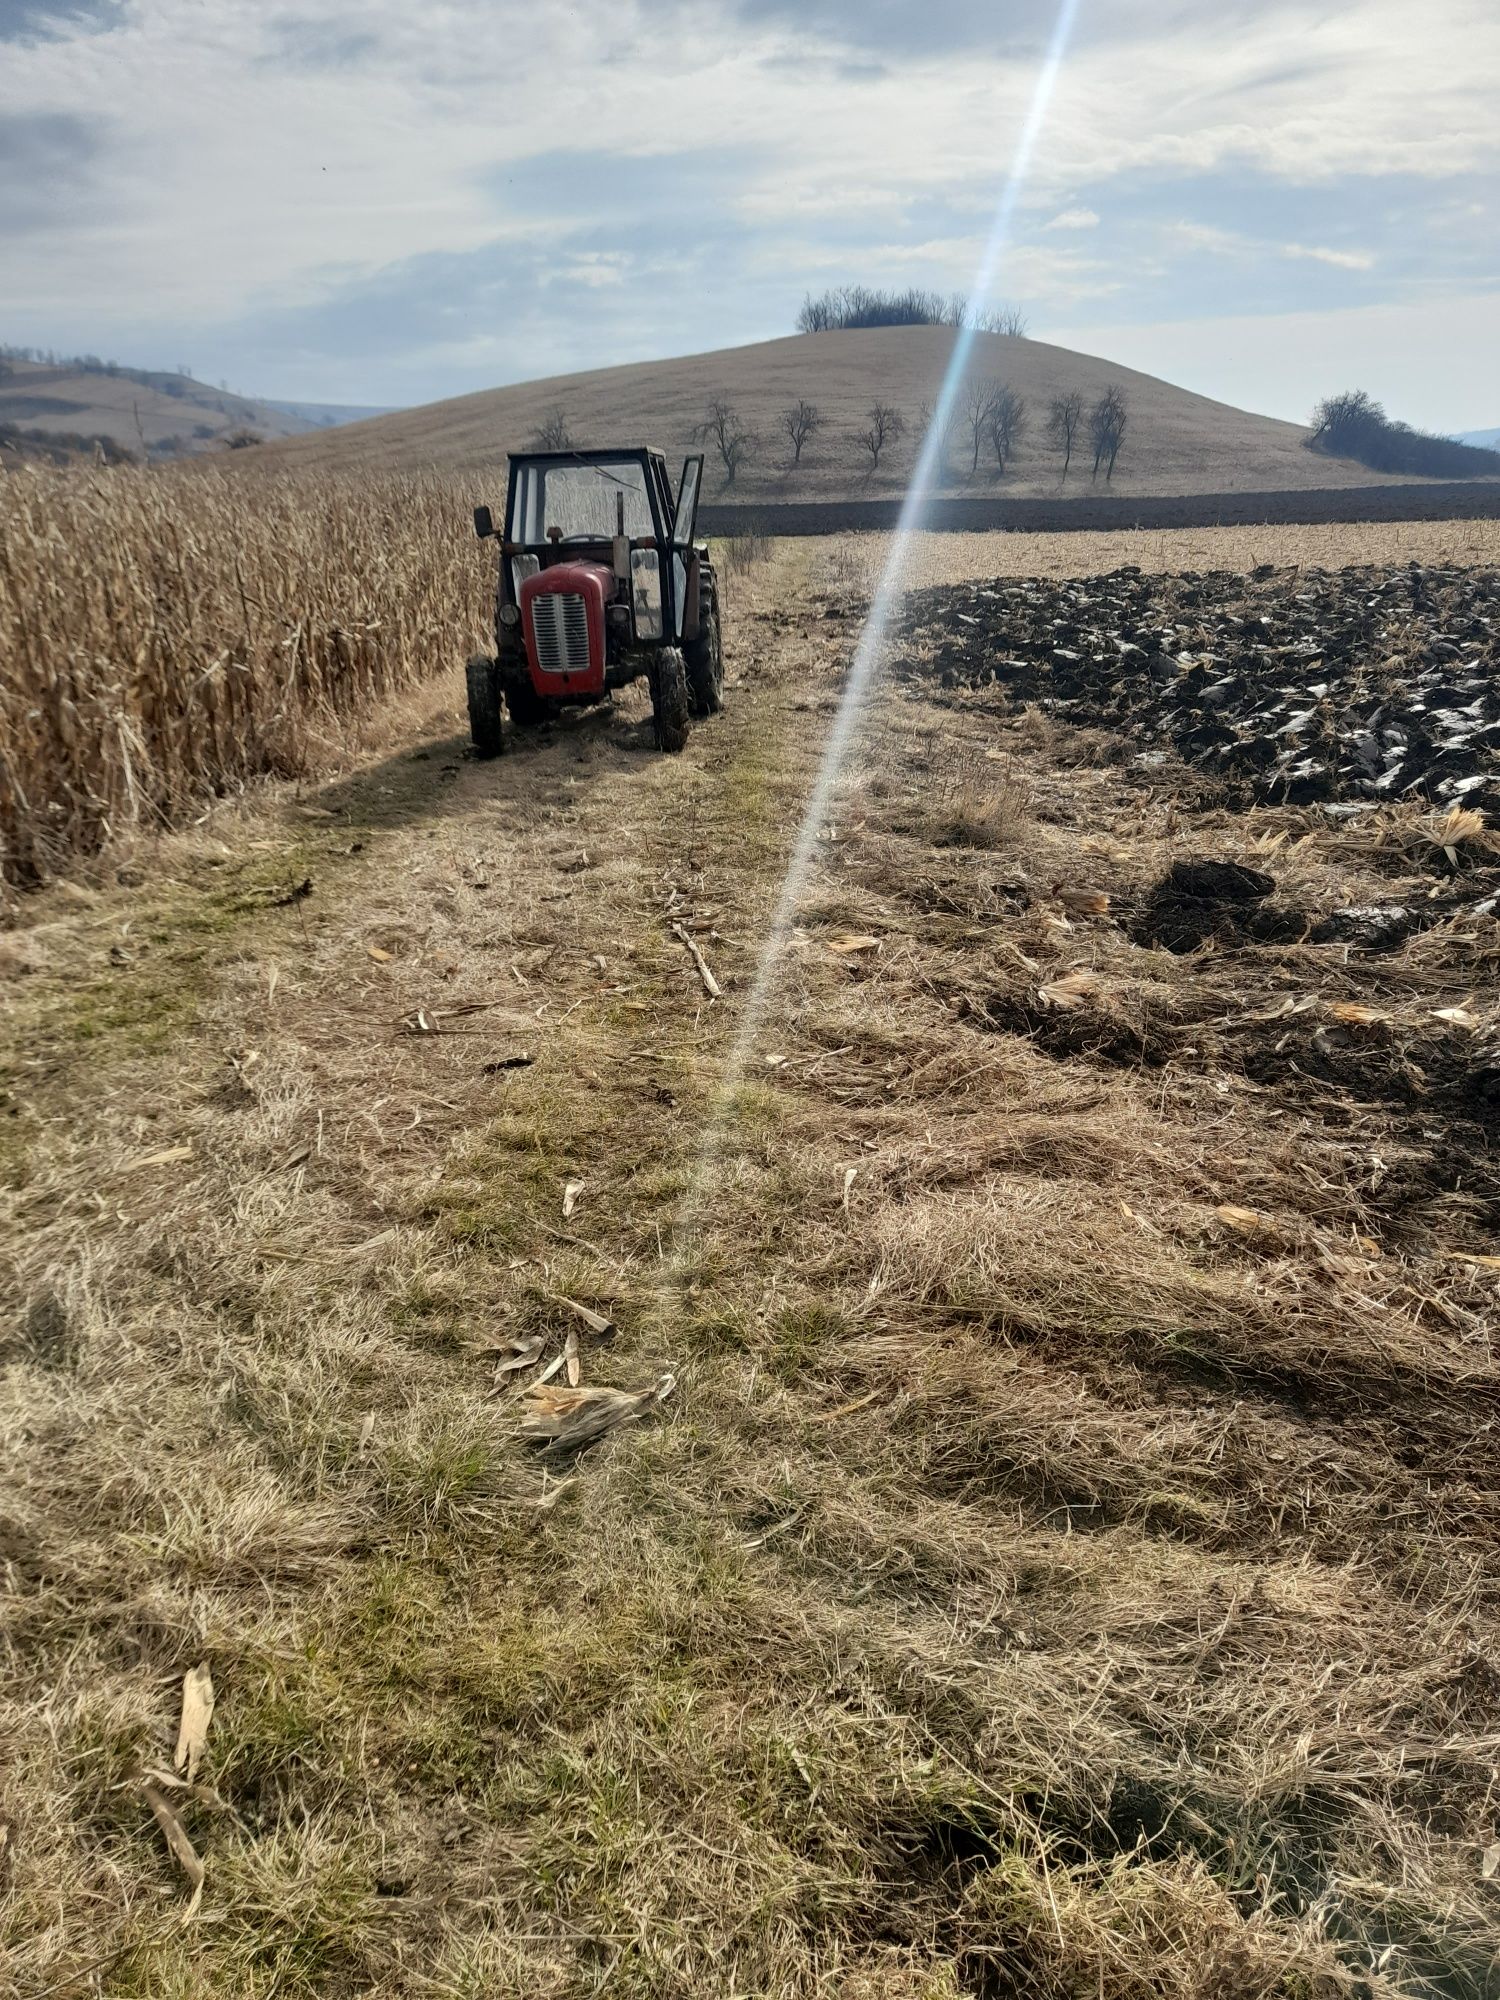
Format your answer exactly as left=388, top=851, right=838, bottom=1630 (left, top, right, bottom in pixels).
left=2, top=518, right=1499, bottom=1998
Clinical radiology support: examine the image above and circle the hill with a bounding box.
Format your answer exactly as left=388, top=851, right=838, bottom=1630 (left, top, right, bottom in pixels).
left=0, top=358, right=360, bottom=463
left=1458, top=426, right=1500, bottom=450
left=258, top=326, right=1453, bottom=501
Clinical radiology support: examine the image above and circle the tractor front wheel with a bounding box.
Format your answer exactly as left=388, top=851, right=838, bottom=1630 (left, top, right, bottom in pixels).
left=504, top=670, right=551, bottom=729
left=466, top=655, right=505, bottom=758
left=686, top=575, right=724, bottom=718
left=648, top=646, right=690, bottom=753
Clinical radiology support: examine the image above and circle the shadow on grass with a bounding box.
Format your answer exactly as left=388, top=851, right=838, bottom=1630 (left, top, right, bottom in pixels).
left=298, top=695, right=660, bottom=839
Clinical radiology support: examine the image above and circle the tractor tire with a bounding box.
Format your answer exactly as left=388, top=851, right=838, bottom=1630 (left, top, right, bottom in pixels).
left=648, top=646, right=691, bottom=753
left=685, top=574, right=724, bottom=718
left=466, top=655, right=505, bottom=758
left=504, top=671, right=551, bottom=729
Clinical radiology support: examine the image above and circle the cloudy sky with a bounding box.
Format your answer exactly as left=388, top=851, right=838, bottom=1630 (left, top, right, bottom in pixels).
left=3, top=0, right=1496, bottom=429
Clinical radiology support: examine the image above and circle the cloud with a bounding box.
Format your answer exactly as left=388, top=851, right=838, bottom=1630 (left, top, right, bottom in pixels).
left=729, top=0, right=1062, bottom=53
left=0, top=0, right=1492, bottom=412
left=730, top=0, right=1221, bottom=57
left=0, top=0, right=120, bottom=40
left=547, top=253, right=629, bottom=291
left=0, top=109, right=107, bottom=234
left=1167, top=220, right=1376, bottom=273
left=1281, top=242, right=1375, bottom=271
left=257, top=16, right=380, bottom=68
left=488, top=145, right=764, bottom=236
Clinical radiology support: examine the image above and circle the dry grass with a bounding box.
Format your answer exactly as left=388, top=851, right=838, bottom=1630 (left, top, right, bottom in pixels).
left=3, top=529, right=1498, bottom=1998
left=871, top=515, right=1500, bottom=589
left=719, top=527, right=775, bottom=574
left=912, top=746, right=1031, bottom=851
left=0, top=461, right=488, bottom=899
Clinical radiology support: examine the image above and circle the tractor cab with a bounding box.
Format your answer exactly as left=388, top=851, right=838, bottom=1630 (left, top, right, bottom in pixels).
left=467, top=446, right=720, bottom=758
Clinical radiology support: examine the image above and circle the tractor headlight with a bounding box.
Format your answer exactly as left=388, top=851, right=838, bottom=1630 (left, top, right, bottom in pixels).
left=630, top=549, right=663, bottom=640
left=499, top=602, right=520, bottom=628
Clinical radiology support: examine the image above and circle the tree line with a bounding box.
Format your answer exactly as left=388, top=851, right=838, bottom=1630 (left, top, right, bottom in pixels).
left=529, top=384, right=1129, bottom=485
left=700, top=382, right=1125, bottom=483
left=1308, top=390, right=1500, bottom=481
left=795, top=287, right=1028, bottom=337
left=0, top=344, right=211, bottom=389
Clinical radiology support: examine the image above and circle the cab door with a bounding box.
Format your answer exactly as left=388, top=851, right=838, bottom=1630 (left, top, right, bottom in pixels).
left=670, top=456, right=704, bottom=640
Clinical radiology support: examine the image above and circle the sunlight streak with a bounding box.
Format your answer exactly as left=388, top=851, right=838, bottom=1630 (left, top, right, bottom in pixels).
left=670, top=0, right=1084, bottom=1257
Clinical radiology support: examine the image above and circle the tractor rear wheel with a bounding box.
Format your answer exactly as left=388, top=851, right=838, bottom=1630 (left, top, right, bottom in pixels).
left=648, top=646, right=690, bottom=753
left=466, top=655, right=505, bottom=758
left=685, top=574, right=723, bottom=718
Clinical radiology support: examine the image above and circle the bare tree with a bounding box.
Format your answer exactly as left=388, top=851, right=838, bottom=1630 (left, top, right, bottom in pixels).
left=697, top=398, right=754, bottom=484
left=1308, top=389, right=1385, bottom=459
left=796, top=291, right=835, bottom=333
left=528, top=407, right=574, bottom=451
left=987, top=386, right=1026, bottom=472
left=794, top=286, right=1027, bottom=336
left=1046, top=391, right=1084, bottom=479
left=937, top=402, right=964, bottom=478
left=1089, top=386, right=1128, bottom=480
left=781, top=399, right=824, bottom=466
left=960, top=377, right=1000, bottom=474
left=859, top=401, right=905, bottom=472
left=941, top=298, right=1028, bottom=336
left=912, top=400, right=956, bottom=479
left=977, top=305, right=1029, bottom=338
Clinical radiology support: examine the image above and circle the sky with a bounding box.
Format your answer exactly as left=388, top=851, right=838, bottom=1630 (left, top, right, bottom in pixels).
left=1, top=0, right=1496, bottom=430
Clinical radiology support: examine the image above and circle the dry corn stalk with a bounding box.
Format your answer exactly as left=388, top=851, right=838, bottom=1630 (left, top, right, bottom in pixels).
left=519, top=1374, right=675, bottom=1451
left=0, top=461, right=488, bottom=900
left=1038, top=969, right=1103, bottom=1010
left=173, top=1663, right=214, bottom=1785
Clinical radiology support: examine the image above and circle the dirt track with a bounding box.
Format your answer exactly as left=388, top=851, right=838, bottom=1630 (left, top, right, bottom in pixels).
left=4, top=537, right=1500, bottom=1997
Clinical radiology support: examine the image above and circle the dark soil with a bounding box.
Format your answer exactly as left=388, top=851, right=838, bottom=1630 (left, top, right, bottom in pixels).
left=896, top=560, right=1500, bottom=819
left=1129, top=858, right=1304, bottom=952
left=884, top=562, right=1500, bottom=1231
left=699, top=480, right=1500, bottom=539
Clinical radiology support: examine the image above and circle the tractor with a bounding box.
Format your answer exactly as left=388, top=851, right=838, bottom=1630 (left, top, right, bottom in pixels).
left=468, top=447, right=723, bottom=756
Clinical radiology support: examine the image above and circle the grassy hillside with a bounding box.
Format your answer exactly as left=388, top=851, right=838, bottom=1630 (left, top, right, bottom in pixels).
left=261, top=326, right=1436, bottom=501
left=0, top=358, right=320, bottom=461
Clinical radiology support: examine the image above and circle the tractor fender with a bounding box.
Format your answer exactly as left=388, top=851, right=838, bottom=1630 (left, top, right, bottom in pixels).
left=682, top=553, right=701, bottom=641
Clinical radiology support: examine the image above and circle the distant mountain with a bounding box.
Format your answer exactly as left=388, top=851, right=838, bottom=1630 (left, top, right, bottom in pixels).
left=0, top=355, right=399, bottom=464
left=262, top=398, right=398, bottom=429
left=1456, top=427, right=1500, bottom=450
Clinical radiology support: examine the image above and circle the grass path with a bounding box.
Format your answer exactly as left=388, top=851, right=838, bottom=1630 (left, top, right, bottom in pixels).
left=3, top=542, right=1498, bottom=1999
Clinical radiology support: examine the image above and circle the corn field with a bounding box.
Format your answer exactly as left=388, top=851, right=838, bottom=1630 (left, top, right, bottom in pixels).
left=0, top=462, right=490, bottom=900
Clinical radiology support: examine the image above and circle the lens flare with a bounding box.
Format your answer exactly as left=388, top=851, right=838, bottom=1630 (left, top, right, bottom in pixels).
left=669, top=0, right=1084, bottom=1258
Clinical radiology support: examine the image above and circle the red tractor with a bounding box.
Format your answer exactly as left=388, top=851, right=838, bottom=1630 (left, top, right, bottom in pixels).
left=468, top=447, right=723, bottom=756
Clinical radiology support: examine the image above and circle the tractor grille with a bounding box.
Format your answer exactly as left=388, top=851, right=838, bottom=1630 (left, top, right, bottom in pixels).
left=530, top=592, right=591, bottom=675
